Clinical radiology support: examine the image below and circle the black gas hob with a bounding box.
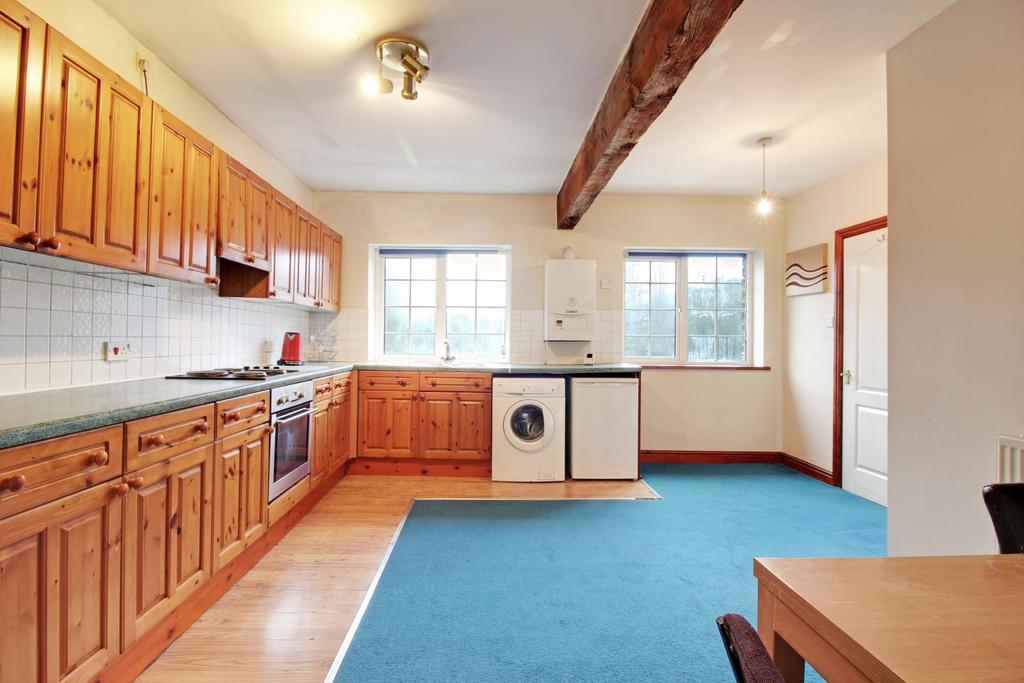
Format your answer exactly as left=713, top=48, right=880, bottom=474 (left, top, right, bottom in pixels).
left=166, top=365, right=302, bottom=381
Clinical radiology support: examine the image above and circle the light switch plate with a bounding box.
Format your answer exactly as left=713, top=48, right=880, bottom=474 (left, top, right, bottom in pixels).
left=825, top=315, right=835, bottom=328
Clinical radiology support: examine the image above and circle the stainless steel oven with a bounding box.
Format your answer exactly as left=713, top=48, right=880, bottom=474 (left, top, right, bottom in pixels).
left=268, top=380, right=313, bottom=501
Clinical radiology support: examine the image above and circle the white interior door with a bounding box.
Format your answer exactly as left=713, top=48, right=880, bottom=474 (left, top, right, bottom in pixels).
left=842, top=229, right=888, bottom=506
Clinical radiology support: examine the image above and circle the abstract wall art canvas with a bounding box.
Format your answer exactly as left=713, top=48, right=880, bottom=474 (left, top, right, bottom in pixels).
left=785, top=243, right=828, bottom=295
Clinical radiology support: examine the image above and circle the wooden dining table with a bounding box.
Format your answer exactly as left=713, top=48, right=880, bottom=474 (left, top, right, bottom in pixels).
left=754, top=554, right=1024, bottom=682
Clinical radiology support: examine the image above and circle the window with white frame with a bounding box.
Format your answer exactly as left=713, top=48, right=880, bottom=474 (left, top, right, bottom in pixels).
left=624, top=251, right=750, bottom=364
left=375, top=247, right=510, bottom=360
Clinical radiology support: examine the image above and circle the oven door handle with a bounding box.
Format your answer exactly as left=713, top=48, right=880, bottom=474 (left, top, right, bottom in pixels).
left=272, top=405, right=314, bottom=424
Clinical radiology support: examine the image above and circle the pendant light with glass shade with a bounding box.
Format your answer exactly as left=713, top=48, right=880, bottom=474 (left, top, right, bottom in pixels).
left=756, top=136, right=773, bottom=215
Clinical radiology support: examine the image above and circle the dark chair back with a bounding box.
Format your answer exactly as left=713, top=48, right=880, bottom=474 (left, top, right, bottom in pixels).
left=982, top=483, right=1024, bottom=553
left=716, top=613, right=784, bottom=683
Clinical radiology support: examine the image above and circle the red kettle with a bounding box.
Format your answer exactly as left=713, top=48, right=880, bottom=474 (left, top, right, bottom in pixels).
left=279, top=332, right=303, bottom=365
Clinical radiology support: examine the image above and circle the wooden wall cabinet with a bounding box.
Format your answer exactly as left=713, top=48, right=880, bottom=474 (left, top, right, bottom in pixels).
left=122, top=444, right=213, bottom=646
left=38, top=28, right=151, bottom=271
left=269, top=190, right=296, bottom=302
left=218, top=155, right=270, bottom=271
left=0, top=480, right=123, bottom=683
left=357, top=372, right=492, bottom=460
left=318, top=228, right=342, bottom=312
left=0, top=0, right=44, bottom=250
left=212, top=424, right=269, bottom=571
left=148, top=105, right=219, bottom=286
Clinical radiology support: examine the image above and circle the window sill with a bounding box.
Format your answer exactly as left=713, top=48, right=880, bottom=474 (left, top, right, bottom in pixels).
left=638, top=364, right=772, bottom=371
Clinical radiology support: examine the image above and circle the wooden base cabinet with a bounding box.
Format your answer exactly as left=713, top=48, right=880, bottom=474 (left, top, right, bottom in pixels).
left=212, top=425, right=269, bottom=571
left=358, top=390, right=418, bottom=458
left=122, top=445, right=213, bottom=646
left=0, top=481, right=123, bottom=683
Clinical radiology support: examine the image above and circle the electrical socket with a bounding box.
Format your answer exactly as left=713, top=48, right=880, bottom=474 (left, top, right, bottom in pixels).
left=104, top=340, right=133, bottom=362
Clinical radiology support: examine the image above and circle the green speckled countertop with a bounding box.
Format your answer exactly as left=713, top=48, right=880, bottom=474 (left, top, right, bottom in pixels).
left=0, top=362, right=640, bottom=449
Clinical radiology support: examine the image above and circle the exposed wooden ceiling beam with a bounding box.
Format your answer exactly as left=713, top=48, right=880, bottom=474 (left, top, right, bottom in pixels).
left=555, top=0, right=743, bottom=229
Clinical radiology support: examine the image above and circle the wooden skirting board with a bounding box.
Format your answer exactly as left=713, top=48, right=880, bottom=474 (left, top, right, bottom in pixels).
left=640, top=450, right=835, bottom=486
left=97, top=463, right=349, bottom=682
left=348, top=457, right=492, bottom=478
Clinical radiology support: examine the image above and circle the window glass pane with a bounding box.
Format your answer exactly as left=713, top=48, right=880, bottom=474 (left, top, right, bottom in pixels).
left=448, top=334, right=476, bottom=354
left=384, top=334, right=409, bottom=354
left=625, top=261, right=650, bottom=283
left=447, top=280, right=475, bottom=307
left=717, top=283, right=745, bottom=309
left=717, top=310, right=744, bottom=336
left=384, top=257, right=409, bottom=279
left=718, top=257, right=745, bottom=283
left=409, top=334, right=435, bottom=355
left=650, top=336, right=675, bottom=357
left=687, top=336, right=715, bottom=361
left=688, top=257, right=716, bottom=283
left=650, top=310, right=675, bottom=336
left=410, top=258, right=436, bottom=279
left=384, top=281, right=409, bottom=306
left=688, top=310, right=714, bottom=336
left=650, top=261, right=676, bottom=284
left=410, top=308, right=435, bottom=333
left=624, top=310, right=649, bottom=336
left=447, top=307, right=475, bottom=333
left=410, top=281, right=436, bottom=306
left=718, top=337, right=746, bottom=362
left=688, top=284, right=715, bottom=310
left=476, top=307, right=505, bottom=334
left=624, top=336, right=649, bottom=357
left=384, top=308, right=409, bottom=333
left=477, top=254, right=506, bottom=281
left=475, top=335, right=504, bottom=357
left=477, top=281, right=505, bottom=307
left=651, top=283, right=675, bottom=309
left=624, top=283, right=650, bottom=309
left=447, top=253, right=476, bottom=279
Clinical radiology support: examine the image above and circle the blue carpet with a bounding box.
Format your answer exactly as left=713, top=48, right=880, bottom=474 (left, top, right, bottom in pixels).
left=334, top=464, right=886, bottom=682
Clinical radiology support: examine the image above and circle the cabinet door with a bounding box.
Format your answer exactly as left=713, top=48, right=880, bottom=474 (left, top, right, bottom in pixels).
left=292, top=208, right=313, bottom=306
left=418, top=392, right=456, bottom=458
left=358, top=390, right=417, bottom=458
left=0, top=481, right=122, bottom=683
left=319, top=228, right=342, bottom=312
left=212, top=425, right=269, bottom=571
left=326, top=396, right=347, bottom=473
left=246, top=173, right=270, bottom=270
left=0, top=0, right=44, bottom=249
left=269, top=191, right=295, bottom=302
left=311, top=400, right=330, bottom=488
left=122, top=444, right=213, bottom=646
left=306, top=217, right=322, bottom=308
left=148, top=105, right=218, bottom=285
left=38, top=28, right=150, bottom=271
left=339, top=390, right=352, bottom=464
left=453, top=393, right=492, bottom=460
left=218, top=155, right=248, bottom=264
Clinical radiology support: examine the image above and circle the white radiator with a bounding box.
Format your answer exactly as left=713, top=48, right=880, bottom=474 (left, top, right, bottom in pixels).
left=997, top=434, right=1024, bottom=483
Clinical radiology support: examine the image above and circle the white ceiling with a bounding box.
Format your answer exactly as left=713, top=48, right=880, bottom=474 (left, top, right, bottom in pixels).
left=96, top=0, right=953, bottom=197
left=95, top=0, right=649, bottom=194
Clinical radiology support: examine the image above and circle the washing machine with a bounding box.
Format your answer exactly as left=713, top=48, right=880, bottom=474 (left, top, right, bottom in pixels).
left=491, top=378, right=566, bottom=482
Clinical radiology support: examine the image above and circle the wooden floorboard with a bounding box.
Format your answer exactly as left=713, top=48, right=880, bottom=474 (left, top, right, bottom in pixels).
left=138, top=475, right=658, bottom=682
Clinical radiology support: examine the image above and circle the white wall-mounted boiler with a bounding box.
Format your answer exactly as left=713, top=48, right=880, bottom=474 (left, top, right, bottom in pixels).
left=544, top=259, right=596, bottom=342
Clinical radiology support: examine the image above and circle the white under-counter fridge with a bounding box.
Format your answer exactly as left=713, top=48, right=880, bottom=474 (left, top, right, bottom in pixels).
left=569, top=377, right=640, bottom=479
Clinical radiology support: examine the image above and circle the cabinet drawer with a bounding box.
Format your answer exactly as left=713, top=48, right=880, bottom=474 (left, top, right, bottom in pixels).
left=215, top=390, right=270, bottom=439
left=313, top=376, right=334, bottom=402
left=0, top=425, right=124, bottom=520
left=359, top=371, right=419, bottom=391
left=126, top=404, right=215, bottom=471
left=331, top=372, right=352, bottom=397
left=420, top=372, right=491, bottom=392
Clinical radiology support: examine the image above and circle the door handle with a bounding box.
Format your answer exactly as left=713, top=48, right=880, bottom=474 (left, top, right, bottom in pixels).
left=841, top=369, right=852, bottom=385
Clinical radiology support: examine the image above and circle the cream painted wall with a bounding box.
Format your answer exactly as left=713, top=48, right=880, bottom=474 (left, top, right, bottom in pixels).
left=887, top=0, right=1024, bottom=555
left=782, top=157, right=888, bottom=471
left=23, top=0, right=313, bottom=207
left=314, top=191, right=786, bottom=452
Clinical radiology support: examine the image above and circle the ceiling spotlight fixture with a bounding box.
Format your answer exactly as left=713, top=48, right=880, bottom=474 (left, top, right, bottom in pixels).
left=756, top=136, right=773, bottom=216
left=370, top=36, right=430, bottom=101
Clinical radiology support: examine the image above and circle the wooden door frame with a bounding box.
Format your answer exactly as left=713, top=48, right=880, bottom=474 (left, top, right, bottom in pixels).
left=831, top=216, right=888, bottom=487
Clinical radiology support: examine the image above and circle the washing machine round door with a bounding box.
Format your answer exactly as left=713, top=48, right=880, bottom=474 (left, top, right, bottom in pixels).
left=503, top=400, right=556, bottom=452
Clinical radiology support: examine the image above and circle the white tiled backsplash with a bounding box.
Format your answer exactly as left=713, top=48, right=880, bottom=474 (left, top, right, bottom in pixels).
left=0, top=247, right=315, bottom=395
left=312, top=308, right=624, bottom=364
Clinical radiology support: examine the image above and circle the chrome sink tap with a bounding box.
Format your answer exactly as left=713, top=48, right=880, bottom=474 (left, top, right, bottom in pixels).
left=441, top=339, right=456, bottom=363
